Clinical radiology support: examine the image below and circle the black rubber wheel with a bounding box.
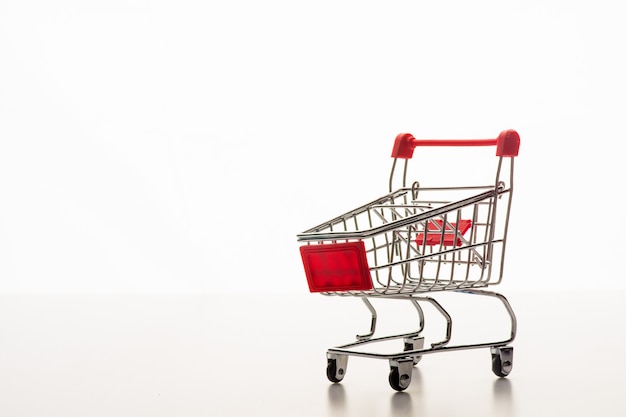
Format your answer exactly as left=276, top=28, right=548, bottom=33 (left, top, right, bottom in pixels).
left=327, top=359, right=344, bottom=383
left=491, top=352, right=511, bottom=377
left=388, top=368, right=409, bottom=392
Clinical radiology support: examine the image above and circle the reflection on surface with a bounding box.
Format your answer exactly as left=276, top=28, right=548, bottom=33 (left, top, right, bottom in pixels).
left=395, top=368, right=422, bottom=415
left=409, top=367, right=423, bottom=394
left=327, top=383, right=346, bottom=411
left=493, top=378, right=515, bottom=416
left=1, top=293, right=625, bottom=417
left=322, top=367, right=519, bottom=417
left=390, top=392, right=412, bottom=416
left=493, top=377, right=512, bottom=397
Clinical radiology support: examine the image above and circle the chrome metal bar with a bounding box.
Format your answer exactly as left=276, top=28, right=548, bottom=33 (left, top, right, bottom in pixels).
left=356, top=298, right=377, bottom=341
left=495, top=158, right=515, bottom=284
left=335, top=298, right=426, bottom=350
left=326, top=290, right=516, bottom=360
left=369, top=240, right=503, bottom=271
left=297, top=189, right=505, bottom=241
left=389, top=158, right=398, bottom=192
left=417, top=296, right=452, bottom=348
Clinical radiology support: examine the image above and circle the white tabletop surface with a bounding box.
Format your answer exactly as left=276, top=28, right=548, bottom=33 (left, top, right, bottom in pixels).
left=0, top=289, right=624, bottom=416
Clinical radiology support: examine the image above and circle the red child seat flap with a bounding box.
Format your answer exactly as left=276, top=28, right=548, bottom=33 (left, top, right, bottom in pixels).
left=300, top=242, right=373, bottom=292
left=416, top=219, right=472, bottom=246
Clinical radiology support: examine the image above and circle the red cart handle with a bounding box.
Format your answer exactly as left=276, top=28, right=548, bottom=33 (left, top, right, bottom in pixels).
left=391, top=129, right=520, bottom=159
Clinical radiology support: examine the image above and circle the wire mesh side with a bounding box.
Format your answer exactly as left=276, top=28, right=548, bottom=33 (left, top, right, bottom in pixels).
left=298, top=185, right=512, bottom=296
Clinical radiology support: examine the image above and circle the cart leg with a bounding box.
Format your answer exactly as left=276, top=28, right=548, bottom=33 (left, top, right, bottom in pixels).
left=388, top=358, right=414, bottom=391
left=456, top=289, right=517, bottom=345
left=326, top=353, right=349, bottom=383
left=403, top=336, right=425, bottom=365
left=356, top=297, right=377, bottom=341
left=413, top=296, right=452, bottom=348
left=491, top=346, right=513, bottom=377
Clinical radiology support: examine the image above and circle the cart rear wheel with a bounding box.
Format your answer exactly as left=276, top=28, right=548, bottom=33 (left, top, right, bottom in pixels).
left=388, top=368, right=410, bottom=391
left=491, top=346, right=514, bottom=377
left=388, top=359, right=413, bottom=391
left=326, top=358, right=346, bottom=383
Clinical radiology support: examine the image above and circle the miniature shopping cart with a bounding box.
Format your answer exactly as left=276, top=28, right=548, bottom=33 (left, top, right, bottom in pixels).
left=297, top=129, right=520, bottom=391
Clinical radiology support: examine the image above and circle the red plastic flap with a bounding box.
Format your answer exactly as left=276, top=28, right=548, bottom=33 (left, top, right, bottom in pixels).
left=416, top=219, right=472, bottom=246
left=300, top=242, right=373, bottom=292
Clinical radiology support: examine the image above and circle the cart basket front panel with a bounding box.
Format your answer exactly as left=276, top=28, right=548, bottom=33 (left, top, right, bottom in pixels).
left=300, top=242, right=373, bottom=292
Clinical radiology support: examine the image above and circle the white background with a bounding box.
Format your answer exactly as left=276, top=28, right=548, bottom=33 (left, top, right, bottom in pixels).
left=1, top=3, right=625, bottom=416
left=1, top=0, right=624, bottom=294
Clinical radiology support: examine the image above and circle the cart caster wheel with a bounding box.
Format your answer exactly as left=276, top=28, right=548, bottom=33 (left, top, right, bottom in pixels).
left=404, top=336, right=424, bottom=366
left=326, top=355, right=348, bottom=383
left=389, top=359, right=413, bottom=391
left=491, top=346, right=513, bottom=377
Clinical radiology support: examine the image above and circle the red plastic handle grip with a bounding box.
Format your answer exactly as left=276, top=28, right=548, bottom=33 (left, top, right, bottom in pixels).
left=391, top=129, right=520, bottom=159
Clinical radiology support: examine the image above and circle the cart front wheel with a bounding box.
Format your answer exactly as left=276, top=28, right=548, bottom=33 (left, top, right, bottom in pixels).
left=491, top=346, right=514, bottom=377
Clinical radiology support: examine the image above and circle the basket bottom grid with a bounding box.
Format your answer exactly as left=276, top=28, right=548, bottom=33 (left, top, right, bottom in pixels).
left=321, top=279, right=490, bottom=297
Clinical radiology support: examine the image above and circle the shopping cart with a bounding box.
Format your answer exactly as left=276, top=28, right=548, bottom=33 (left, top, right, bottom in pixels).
left=297, top=129, right=520, bottom=391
